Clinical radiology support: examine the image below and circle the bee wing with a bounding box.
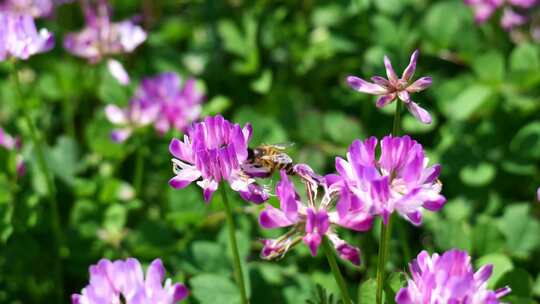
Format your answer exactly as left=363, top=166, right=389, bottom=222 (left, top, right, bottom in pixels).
left=261, top=153, right=293, bottom=164
left=261, top=142, right=295, bottom=150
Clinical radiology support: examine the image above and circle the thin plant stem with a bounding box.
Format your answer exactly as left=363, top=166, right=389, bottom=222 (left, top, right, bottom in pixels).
left=322, top=237, right=353, bottom=304
left=11, top=61, right=65, bottom=302
left=133, top=145, right=145, bottom=197
left=219, top=185, right=249, bottom=304
left=375, top=100, right=402, bottom=304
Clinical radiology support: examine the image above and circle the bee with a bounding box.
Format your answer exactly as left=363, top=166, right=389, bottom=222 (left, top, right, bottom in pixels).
left=245, top=143, right=295, bottom=178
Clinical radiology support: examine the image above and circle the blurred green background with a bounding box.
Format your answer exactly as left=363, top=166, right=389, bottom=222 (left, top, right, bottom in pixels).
left=1, top=0, right=540, bottom=303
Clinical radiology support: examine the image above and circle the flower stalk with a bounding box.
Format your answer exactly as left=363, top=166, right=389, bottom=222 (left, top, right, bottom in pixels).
left=375, top=100, right=402, bottom=304
left=11, top=61, right=65, bottom=302
left=220, top=185, right=249, bottom=304
left=322, top=237, right=353, bottom=304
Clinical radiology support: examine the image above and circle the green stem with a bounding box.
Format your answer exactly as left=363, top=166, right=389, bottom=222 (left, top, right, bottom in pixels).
left=133, top=146, right=145, bottom=197
left=12, top=61, right=65, bottom=302
left=219, top=185, right=249, bottom=304
left=375, top=100, right=402, bottom=304
left=322, top=237, right=352, bottom=304
left=62, top=97, right=76, bottom=138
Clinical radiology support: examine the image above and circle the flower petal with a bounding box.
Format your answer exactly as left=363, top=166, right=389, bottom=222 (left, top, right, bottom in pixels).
left=346, top=76, right=388, bottom=95
left=384, top=55, right=399, bottom=84
left=406, top=101, right=432, bottom=124
left=407, top=77, right=432, bottom=93
left=107, top=59, right=130, bottom=85
left=402, top=50, right=419, bottom=82
left=376, top=93, right=396, bottom=108
left=105, top=104, right=128, bottom=125
left=259, top=206, right=296, bottom=228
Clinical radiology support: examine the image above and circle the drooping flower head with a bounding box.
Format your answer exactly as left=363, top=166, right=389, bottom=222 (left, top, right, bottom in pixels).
left=347, top=50, right=433, bottom=124
left=0, top=127, right=25, bottom=176
left=72, top=258, right=188, bottom=304
left=136, top=73, right=204, bottom=135
left=104, top=72, right=204, bottom=142
left=331, top=135, right=446, bottom=226
left=396, top=249, right=511, bottom=304
left=0, top=11, right=54, bottom=61
left=0, top=0, right=54, bottom=18
left=259, top=166, right=373, bottom=265
left=169, top=115, right=269, bottom=203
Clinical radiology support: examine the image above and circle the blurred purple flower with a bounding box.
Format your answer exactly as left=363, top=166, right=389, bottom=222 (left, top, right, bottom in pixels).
left=136, top=72, right=203, bottom=135
left=396, top=249, right=511, bottom=304
left=104, top=99, right=160, bottom=143
left=104, top=72, right=203, bottom=142
left=64, top=0, right=146, bottom=81
left=0, top=12, right=54, bottom=61
left=0, top=127, right=25, bottom=176
left=347, top=50, right=433, bottom=124
left=169, top=115, right=269, bottom=203
left=259, top=168, right=373, bottom=265
left=0, top=0, right=54, bottom=18
left=72, top=258, right=189, bottom=304
left=464, top=0, right=538, bottom=31
left=537, top=187, right=540, bottom=202
left=501, top=7, right=528, bottom=30
left=331, top=135, right=446, bottom=226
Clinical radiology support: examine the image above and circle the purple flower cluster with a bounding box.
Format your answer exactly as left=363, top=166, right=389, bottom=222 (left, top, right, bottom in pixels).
left=259, top=168, right=372, bottom=265
left=0, top=0, right=55, bottom=18
left=105, top=72, right=204, bottom=142
left=169, top=115, right=269, bottom=203
left=0, top=11, right=54, bottom=61
left=347, top=50, right=433, bottom=124
left=72, top=258, right=188, bottom=304
left=464, top=0, right=539, bottom=31
left=396, top=249, right=511, bottom=304
left=64, top=0, right=146, bottom=63
left=330, top=135, right=446, bottom=226
left=0, top=127, right=25, bottom=176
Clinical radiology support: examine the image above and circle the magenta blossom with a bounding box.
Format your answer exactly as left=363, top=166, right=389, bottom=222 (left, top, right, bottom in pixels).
left=0, top=12, right=54, bottom=61
left=104, top=99, right=160, bottom=143
left=259, top=168, right=373, bottom=265
left=169, top=115, right=269, bottom=203
left=72, top=258, right=188, bottom=304
left=0, top=127, right=25, bottom=176
left=464, top=0, right=537, bottom=31
left=347, top=50, right=433, bottom=124
left=136, top=73, right=204, bottom=135
left=396, top=249, right=511, bottom=304
left=104, top=72, right=203, bottom=142
left=0, top=0, right=54, bottom=18
left=64, top=0, right=146, bottom=62
left=331, top=135, right=445, bottom=226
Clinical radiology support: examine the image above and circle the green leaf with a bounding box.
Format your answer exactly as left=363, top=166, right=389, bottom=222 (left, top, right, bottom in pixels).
left=103, top=204, right=127, bottom=233
left=476, top=254, right=513, bottom=289
left=251, top=69, right=273, bottom=94
left=473, top=215, right=504, bottom=256
left=497, top=204, right=540, bottom=258
left=47, top=136, right=81, bottom=185
left=190, top=241, right=229, bottom=274
left=444, top=85, right=493, bottom=121
left=358, top=278, right=377, bottom=304
left=323, top=112, right=363, bottom=145
left=402, top=115, right=436, bottom=134
left=510, top=121, right=540, bottom=159
left=433, top=219, right=472, bottom=252
left=459, top=162, right=496, bottom=187
left=202, top=95, right=232, bottom=116
left=472, top=51, right=505, bottom=82
left=190, top=274, right=241, bottom=304
left=496, top=269, right=532, bottom=297
left=384, top=272, right=407, bottom=303
left=510, top=43, right=539, bottom=72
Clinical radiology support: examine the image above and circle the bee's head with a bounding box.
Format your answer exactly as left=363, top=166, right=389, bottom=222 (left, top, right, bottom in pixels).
left=247, top=148, right=255, bottom=161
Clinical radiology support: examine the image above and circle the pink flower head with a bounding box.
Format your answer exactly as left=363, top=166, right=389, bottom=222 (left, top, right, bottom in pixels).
left=64, top=0, right=146, bottom=62
left=332, top=135, right=446, bottom=226
left=104, top=99, right=160, bottom=143
left=501, top=7, right=528, bottom=30
left=396, top=249, right=511, bottom=304
left=0, top=0, right=54, bottom=18
left=347, top=50, right=433, bottom=124
left=0, top=127, right=25, bottom=176
left=464, top=0, right=504, bottom=23
left=0, top=11, right=54, bottom=61
left=169, top=115, right=269, bottom=203
left=258, top=168, right=373, bottom=265
left=136, top=73, right=204, bottom=135
left=71, top=258, right=189, bottom=304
